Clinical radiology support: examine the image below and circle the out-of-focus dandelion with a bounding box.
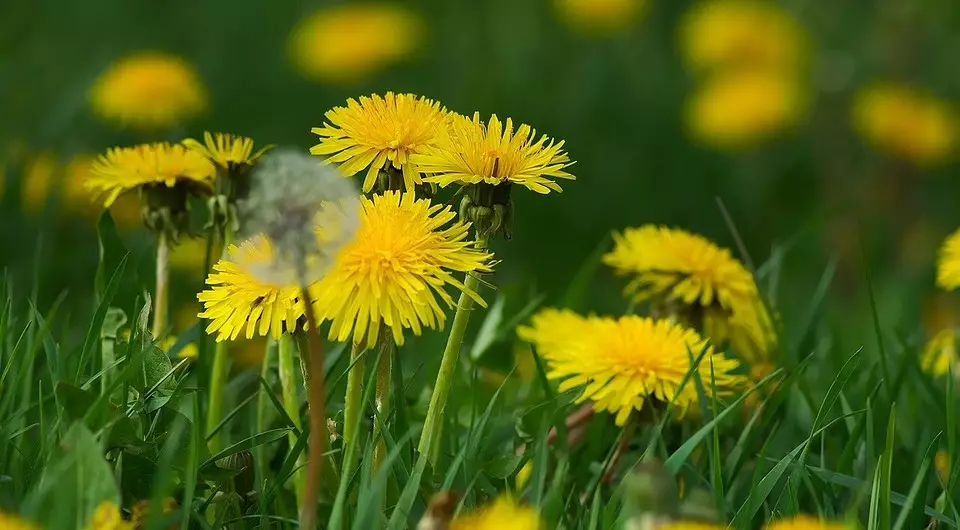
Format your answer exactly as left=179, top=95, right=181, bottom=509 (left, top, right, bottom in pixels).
left=761, top=515, right=851, bottom=530
left=853, top=84, right=957, bottom=166
left=20, top=151, right=56, bottom=214
left=89, top=51, right=207, bottom=131
left=310, top=93, right=448, bottom=193
left=169, top=237, right=221, bottom=272
left=921, top=328, right=956, bottom=377
left=937, top=450, right=951, bottom=485
left=448, top=496, right=543, bottom=530
left=0, top=511, right=40, bottom=530
left=603, top=225, right=776, bottom=364
left=84, top=501, right=132, bottom=530
left=680, top=0, right=804, bottom=74
left=288, top=3, right=423, bottom=83
left=519, top=309, right=746, bottom=425
left=686, top=70, right=804, bottom=149
left=554, top=0, right=647, bottom=35
left=937, top=228, right=960, bottom=291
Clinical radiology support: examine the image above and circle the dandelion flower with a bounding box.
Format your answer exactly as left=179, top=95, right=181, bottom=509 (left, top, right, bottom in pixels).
left=450, top=496, right=542, bottom=530
left=412, top=112, right=576, bottom=194
left=853, top=84, right=957, bottom=165
left=310, top=93, right=448, bottom=192
left=89, top=52, right=206, bottom=130
left=184, top=132, right=273, bottom=172
left=518, top=309, right=746, bottom=425
left=84, top=501, right=132, bottom=530
left=0, top=511, right=39, bottom=530
left=61, top=154, right=100, bottom=217
left=680, top=0, right=805, bottom=73
left=921, top=328, right=956, bottom=377
left=288, top=3, right=423, bottom=83
left=604, top=225, right=775, bottom=363
left=687, top=70, right=804, bottom=148
left=937, top=228, right=960, bottom=291
left=198, top=235, right=307, bottom=341
left=554, top=0, right=647, bottom=35
left=937, top=450, right=951, bottom=484
left=86, top=143, right=215, bottom=207
left=20, top=151, right=57, bottom=214
left=762, top=515, right=850, bottom=530
left=312, top=190, right=493, bottom=349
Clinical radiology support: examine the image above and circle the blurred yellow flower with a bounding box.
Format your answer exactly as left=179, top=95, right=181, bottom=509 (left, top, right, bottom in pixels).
left=84, top=501, right=133, bottom=530
left=89, top=52, right=207, bottom=130
left=61, top=154, right=100, bottom=217
left=0, top=511, right=39, bottom=530
left=109, top=194, right=144, bottom=232
left=310, top=93, right=448, bottom=192
left=20, top=151, right=57, bottom=214
left=87, top=143, right=215, bottom=207
left=312, top=191, right=493, bottom=349
left=762, top=515, right=849, bottom=530
left=603, top=225, right=776, bottom=364
left=169, top=237, right=220, bottom=272
left=288, top=3, right=423, bottom=83
left=937, top=228, right=960, bottom=291
left=450, top=495, right=542, bottom=530
left=413, top=112, right=576, bottom=194
left=518, top=309, right=746, bottom=425
left=680, top=0, right=804, bottom=73
left=853, top=84, right=957, bottom=165
left=183, top=132, right=273, bottom=172
left=687, top=70, right=804, bottom=148
left=554, top=0, right=646, bottom=35
left=160, top=335, right=199, bottom=360
left=937, top=450, right=951, bottom=484
left=921, top=328, right=956, bottom=377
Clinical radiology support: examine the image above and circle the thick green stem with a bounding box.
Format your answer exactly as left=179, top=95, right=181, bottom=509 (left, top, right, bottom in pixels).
left=206, top=341, right=230, bottom=452
left=342, top=342, right=365, bottom=479
left=372, top=333, right=394, bottom=472
left=278, top=333, right=306, bottom=509
left=418, top=239, right=487, bottom=466
left=152, top=230, right=170, bottom=338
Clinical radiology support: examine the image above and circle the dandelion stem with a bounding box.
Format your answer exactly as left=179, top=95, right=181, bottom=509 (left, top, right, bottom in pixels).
left=152, top=230, right=170, bottom=338
left=206, top=228, right=233, bottom=452
left=418, top=237, right=488, bottom=466
left=342, top=342, right=365, bottom=479
left=298, top=286, right=331, bottom=530
left=278, top=333, right=306, bottom=509
left=373, top=332, right=394, bottom=472
left=255, top=338, right=277, bottom=495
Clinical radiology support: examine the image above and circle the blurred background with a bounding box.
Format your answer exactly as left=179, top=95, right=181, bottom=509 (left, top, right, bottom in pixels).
left=2, top=0, right=960, bottom=360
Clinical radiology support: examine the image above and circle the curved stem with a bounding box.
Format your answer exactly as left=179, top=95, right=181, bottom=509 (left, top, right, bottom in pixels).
left=418, top=238, right=487, bottom=466
left=342, top=342, right=365, bottom=479
left=277, top=333, right=305, bottom=509
left=299, top=286, right=330, bottom=530
left=152, top=230, right=170, bottom=338
left=372, top=333, right=394, bottom=472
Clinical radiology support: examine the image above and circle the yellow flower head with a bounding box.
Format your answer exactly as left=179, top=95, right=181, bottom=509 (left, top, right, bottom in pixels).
left=0, top=511, right=39, bottom=530
left=518, top=309, right=746, bottom=425
left=937, top=228, right=960, bottom=291
left=313, top=191, right=493, bottom=349
left=199, top=235, right=308, bottom=341
left=288, top=3, right=422, bottom=83
left=450, top=496, right=542, bottom=530
left=89, top=52, right=206, bottom=130
left=85, top=501, right=132, bottom=530
left=922, top=328, right=956, bottom=377
left=87, top=143, right=215, bottom=207
left=183, top=132, right=273, bottom=172
left=554, top=0, right=647, bottom=35
left=20, top=151, right=57, bottom=214
left=310, top=93, right=448, bottom=192
left=687, top=70, right=804, bottom=148
left=412, top=112, right=576, bottom=194
left=680, top=0, right=805, bottom=73
left=603, top=225, right=775, bottom=362
left=853, top=84, right=957, bottom=165
left=762, top=515, right=850, bottom=530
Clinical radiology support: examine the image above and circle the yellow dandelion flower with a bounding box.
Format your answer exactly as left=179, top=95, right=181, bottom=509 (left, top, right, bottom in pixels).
left=937, top=450, right=951, bottom=484
left=518, top=309, right=746, bottom=425
left=412, top=112, right=576, bottom=194
left=554, top=0, right=647, bottom=35
left=183, top=132, right=273, bottom=171
left=89, top=51, right=206, bottom=130
left=312, top=190, right=493, bottom=349
left=922, top=328, right=956, bottom=377
left=20, top=151, right=57, bottom=214
left=61, top=154, right=100, bottom=217
left=159, top=335, right=199, bottom=360
left=85, top=501, right=132, bottom=530
left=680, top=0, right=805, bottom=73
left=310, top=93, right=448, bottom=192
left=288, top=3, right=423, bottom=83
left=762, top=514, right=850, bottom=530
left=604, top=225, right=775, bottom=362
left=853, top=84, right=957, bottom=165
left=687, top=70, right=804, bottom=148
left=0, top=511, right=40, bottom=530
left=198, top=235, right=306, bottom=341
left=87, top=143, right=215, bottom=207
left=450, top=496, right=542, bottom=530
left=937, top=228, right=960, bottom=291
